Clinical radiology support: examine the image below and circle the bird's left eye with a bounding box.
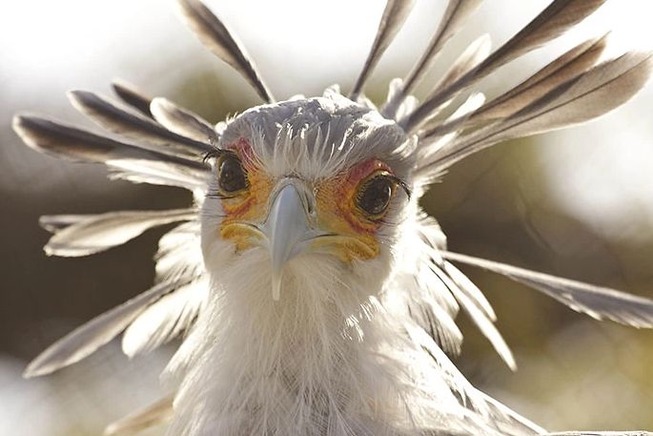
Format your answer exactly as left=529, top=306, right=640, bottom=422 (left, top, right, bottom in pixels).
left=217, top=153, right=248, bottom=195
left=355, top=172, right=397, bottom=220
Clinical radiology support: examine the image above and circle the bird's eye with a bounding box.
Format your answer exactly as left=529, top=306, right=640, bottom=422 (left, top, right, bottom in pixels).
left=217, top=153, right=248, bottom=195
left=355, top=172, right=397, bottom=219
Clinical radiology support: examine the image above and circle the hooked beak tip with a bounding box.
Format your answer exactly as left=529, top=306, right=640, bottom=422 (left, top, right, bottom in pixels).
left=272, top=273, right=282, bottom=301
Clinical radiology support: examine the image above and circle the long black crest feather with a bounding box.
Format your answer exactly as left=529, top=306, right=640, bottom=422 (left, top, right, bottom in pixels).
left=383, top=0, right=483, bottom=118
left=350, top=0, right=416, bottom=100
left=417, top=51, right=653, bottom=175
left=69, top=90, right=214, bottom=156
left=178, top=0, right=274, bottom=103
left=12, top=114, right=210, bottom=173
left=419, top=35, right=608, bottom=140
left=111, top=79, right=156, bottom=118
left=406, top=0, right=608, bottom=131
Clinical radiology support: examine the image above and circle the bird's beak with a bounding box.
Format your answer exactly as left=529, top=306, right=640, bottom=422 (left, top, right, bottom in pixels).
left=263, top=182, right=312, bottom=301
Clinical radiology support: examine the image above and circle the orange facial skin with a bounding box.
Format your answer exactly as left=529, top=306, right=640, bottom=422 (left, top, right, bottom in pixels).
left=313, top=159, right=393, bottom=262
left=217, top=138, right=396, bottom=263
left=218, top=139, right=273, bottom=252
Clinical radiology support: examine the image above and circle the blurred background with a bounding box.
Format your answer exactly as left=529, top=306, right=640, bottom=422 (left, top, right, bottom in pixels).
left=1, top=0, right=652, bottom=434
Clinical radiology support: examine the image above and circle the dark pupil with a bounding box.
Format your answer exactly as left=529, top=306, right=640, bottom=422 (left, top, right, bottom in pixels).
left=358, top=176, right=393, bottom=217
left=218, top=155, right=247, bottom=193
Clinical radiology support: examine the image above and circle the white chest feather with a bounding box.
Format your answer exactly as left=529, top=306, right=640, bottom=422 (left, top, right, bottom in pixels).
left=164, top=241, right=535, bottom=436
left=166, top=246, right=415, bottom=435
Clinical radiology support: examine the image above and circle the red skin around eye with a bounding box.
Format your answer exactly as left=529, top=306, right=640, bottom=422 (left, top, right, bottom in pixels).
left=225, top=137, right=256, bottom=167
left=345, top=159, right=393, bottom=187
left=218, top=138, right=272, bottom=224
left=218, top=140, right=393, bottom=233
left=317, top=159, right=394, bottom=235
left=217, top=139, right=392, bottom=261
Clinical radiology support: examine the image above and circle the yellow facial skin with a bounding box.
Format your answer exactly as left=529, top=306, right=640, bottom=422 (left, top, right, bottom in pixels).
left=312, top=159, right=393, bottom=263
left=217, top=139, right=397, bottom=263
left=218, top=140, right=274, bottom=252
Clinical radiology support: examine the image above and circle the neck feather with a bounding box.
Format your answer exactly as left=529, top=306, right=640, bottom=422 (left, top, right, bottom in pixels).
left=167, top=250, right=424, bottom=435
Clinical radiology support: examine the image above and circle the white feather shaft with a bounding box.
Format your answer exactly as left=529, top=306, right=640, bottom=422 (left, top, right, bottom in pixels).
left=111, top=79, right=155, bottom=118
left=383, top=0, right=483, bottom=118
left=419, top=35, right=607, bottom=141
left=177, top=0, right=274, bottom=103
left=407, top=0, right=608, bottom=130
left=419, top=51, right=653, bottom=174
left=12, top=115, right=209, bottom=176
left=104, top=396, right=173, bottom=435
left=443, top=251, right=653, bottom=328
left=69, top=90, right=213, bottom=156
left=150, top=97, right=219, bottom=144
left=122, top=281, right=207, bottom=358
left=350, top=0, right=416, bottom=99
left=24, top=281, right=178, bottom=378
left=43, top=209, right=196, bottom=257
left=431, top=264, right=516, bottom=370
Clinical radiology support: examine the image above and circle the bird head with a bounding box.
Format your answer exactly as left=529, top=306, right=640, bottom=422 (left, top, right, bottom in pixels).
left=201, top=91, right=416, bottom=308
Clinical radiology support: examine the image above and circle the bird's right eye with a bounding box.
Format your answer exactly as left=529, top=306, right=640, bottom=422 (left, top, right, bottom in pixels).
left=217, top=153, right=248, bottom=195
left=355, top=172, right=396, bottom=219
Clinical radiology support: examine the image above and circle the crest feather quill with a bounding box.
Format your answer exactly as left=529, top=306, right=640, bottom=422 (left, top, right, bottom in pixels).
left=178, top=0, right=274, bottom=103
left=350, top=0, right=417, bottom=100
